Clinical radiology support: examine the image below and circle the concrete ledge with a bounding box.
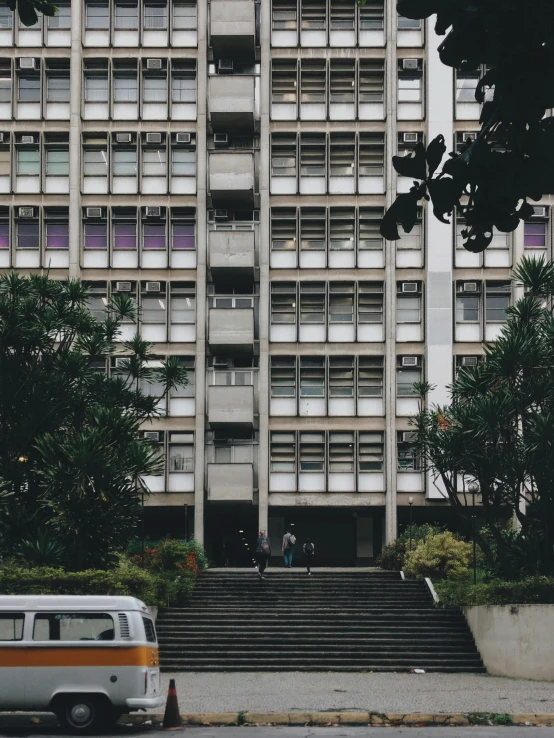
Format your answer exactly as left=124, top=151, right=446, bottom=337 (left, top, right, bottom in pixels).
left=124, top=711, right=554, bottom=727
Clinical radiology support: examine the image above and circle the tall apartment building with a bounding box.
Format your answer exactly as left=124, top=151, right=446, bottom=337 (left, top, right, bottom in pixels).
left=0, top=0, right=546, bottom=565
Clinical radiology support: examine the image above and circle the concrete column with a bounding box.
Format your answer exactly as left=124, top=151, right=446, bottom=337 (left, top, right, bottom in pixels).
left=425, top=16, right=454, bottom=500
left=512, top=222, right=525, bottom=301
left=194, top=0, right=208, bottom=545
left=68, top=0, right=82, bottom=279
left=258, top=0, right=270, bottom=534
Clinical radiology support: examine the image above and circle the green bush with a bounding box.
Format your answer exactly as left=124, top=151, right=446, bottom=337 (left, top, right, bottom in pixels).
left=404, top=531, right=472, bottom=580
left=377, top=524, right=443, bottom=570
left=126, top=538, right=209, bottom=573
left=435, top=573, right=554, bottom=607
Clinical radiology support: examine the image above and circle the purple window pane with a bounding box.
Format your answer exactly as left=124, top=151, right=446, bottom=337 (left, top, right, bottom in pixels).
left=172, top=223, right=195, bottom=250
left=143, top=223, right=166, bottom=250
left=84, top=223, right=108, bottom=250
left=524, top=222, right=546, bottom=248
left=0, top=224, right=9, bottom=249
left=17, top=222, right=39, bottom=249
left=114, top=223, right=137, bottom=250
left=46, top=223, right=69, bottom=250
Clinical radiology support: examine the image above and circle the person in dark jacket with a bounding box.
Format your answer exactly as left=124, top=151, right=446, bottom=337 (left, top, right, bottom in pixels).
left=303, top=538, right=315, bottom=575
left=255, top=529, right=271, bottom=579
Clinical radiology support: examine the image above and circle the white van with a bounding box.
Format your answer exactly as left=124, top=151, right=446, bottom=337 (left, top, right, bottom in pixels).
left=0, top=595, right=165, bottom=733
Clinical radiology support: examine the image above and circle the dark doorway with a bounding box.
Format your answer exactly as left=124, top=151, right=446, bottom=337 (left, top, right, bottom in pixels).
left=205, top=505, right=258, bottom=567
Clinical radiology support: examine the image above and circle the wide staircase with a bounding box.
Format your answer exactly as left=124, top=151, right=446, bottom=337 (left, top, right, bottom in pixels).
left=156, top=570, right=485, bottom=672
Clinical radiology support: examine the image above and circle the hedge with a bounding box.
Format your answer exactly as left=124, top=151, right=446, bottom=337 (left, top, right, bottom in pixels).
left=435, top=575, right=554, bottom=607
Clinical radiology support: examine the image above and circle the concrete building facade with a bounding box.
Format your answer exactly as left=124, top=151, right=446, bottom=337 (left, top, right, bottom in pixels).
left=0, top=0, right=542, bottom=565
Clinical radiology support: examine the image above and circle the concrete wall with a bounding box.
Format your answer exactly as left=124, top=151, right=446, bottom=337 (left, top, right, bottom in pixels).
left=465, top=605, right=554, bottom=681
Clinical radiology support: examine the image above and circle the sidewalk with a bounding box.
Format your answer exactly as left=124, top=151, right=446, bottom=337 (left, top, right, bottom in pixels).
left=155, top=672, right=554, bottom=715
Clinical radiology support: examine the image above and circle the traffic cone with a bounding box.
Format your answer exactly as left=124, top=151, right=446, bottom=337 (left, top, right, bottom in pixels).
left=162, top=678, right=183, bottom=729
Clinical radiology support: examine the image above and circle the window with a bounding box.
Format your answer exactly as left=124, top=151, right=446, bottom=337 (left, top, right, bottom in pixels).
left=271, top=135, right=296, bottom=177
left=271, top=283, right=296, bottom=323
left=359, top=60, right=385, bottom=103
left=272, top=0, right=297, bottom=30
left=0, top=77, right=11, bottom=103
left=397, top=295, right=421, bottom=323
left=330, top=62, right=355, bottom=105
left=359, top=134, right=385, bottom=176
left=271, top=209, right=296, bottom=250
left=330, top=0, right=354, bottom=29
left=144, top=76, right=167, bottom=102
left=272, top=61, right=297, bottom=103
left=300, top=357, right=324, bottom=397
left=142, top=617, right=156, bottom=642
left=299, top=283, right=324, bottom=323
left=84, top=149, right=108, bottom=175
left=172, top=75, right=196, bottom=102
left=0, top=223, right=9, bottom=250
left=115, top=3, right=139, bottom=29
left=143, top=223, right=166, bottom=249
left=329, top=283, right=354, bottom=323
left=398, top=432, right=421, bottom=471
left=397, top=365, right=421, bottom=396
left=172, top=149, right=195, bottom=176
left=18, top=76, right=40, bottom=102
left=300, top=61, right=325, bottom=103
left=359, top=432, right=384, bottom=471
left=141, top=294, right=166, bottom=323
left=0, top=5, right=13, bottom=28
left=299, top=432, right=324, bottom=471
left=85, top=76, right=108, bottom=102
left=398, top=73, right=422, bottom=103
left=46, top=149, right=69, bottom=176
left=524, top=220, right=547, bottom=248
left=17, top=149, right=40, bottom=176
left=173, top=3, right=197, bottom=29
left=113, top=223, right=136, bottom=249
left=17, top=222, right=39, bottom=249
left=113, top=149, right=137, bottom=176
left=358, top=356, right=383, bottom=397
left=271, top=357, right=296, bottom=397
left=398, top=15, right=420, bottom=29
left=329, top=432, right=354, bottom=472
left=485, top=282, right=510, bottom=322
left=329, top=357, right=354, bottom=397
left=300, top=134, right=325, bottom=176
left=144, top=2, right=168, bottom=29
left=301, top=0, right=325, bottom=29
left=86, top=2, right=109, bottom=29
left=359, top=0, right=384, bottom=29
left=300, top=209, right=325, bottom=250
left=456, top=74, right=478, bottom=103
left=172, top=222, right=195, bottom=249
left=84, top=223, right=107, bottom=250
left=47, top=76, right=70, bottom=102
left=114, top=75, right=138, bottom=103
left=33, top=613, right=114, bottom=641
left=270, top=432, right=296, bottom=472
left=48, top=3, right=71, bottom=27
left=330, top=134, right=355, bottom=176
left=358, top=283, right=383, bottom=323
left=0, top=614, right=24, bottom=641
left=359, top=208, right=384, bottom=250
left=46, top=223, right=69, bottom=249
left=456, top=293, right=480, bottom=322
left=143, top=149, right=166, bottom=176
left=171, top=288, right=195, bottom=323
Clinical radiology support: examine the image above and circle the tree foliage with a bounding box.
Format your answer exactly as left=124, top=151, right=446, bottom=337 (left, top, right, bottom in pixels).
left=0, top=274, right=187, bottom=570
left=370, top=0, right=554, bottom=252
left=413, top=256, right=554, bottom=577
left=404, top=531, right=472, bottom=580
left=3, top=0, right=57, bottom=27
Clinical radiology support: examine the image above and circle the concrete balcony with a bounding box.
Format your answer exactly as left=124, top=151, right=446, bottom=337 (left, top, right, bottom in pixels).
left=208, top=75, right=256, bottom=132
left=208, top=307, right=254, bottom=352
left=209, top=152, right=255, bottom=207
left=207, top=385, right=254, bottom=428
left=210, top=0, right=255, bottom=61
left=209, top=229, right=255, bottom=280
left=207, top=463, right=254, bottom=502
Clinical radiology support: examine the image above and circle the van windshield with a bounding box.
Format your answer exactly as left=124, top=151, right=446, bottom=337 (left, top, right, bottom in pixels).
left=33, top=613, right=115, bottom=641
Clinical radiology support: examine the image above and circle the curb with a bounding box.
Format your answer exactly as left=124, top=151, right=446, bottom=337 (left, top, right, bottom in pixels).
left=124, top=711, right=554, bottom=727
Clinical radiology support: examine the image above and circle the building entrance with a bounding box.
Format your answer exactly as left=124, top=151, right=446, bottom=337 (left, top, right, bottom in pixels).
left=204, top=506, right=259, bottom=568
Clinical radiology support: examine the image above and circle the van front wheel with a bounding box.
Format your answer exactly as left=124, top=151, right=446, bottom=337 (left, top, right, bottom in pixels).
left=55, top=695, right=114, bottom=734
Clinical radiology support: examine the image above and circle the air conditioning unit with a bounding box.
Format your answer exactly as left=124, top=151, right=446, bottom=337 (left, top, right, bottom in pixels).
left=214, top=209, right=228, bottom=221
left=18, top=207, right=34, bottom=218
left=461, top=356, right=478, bottom=367
left=144, top=431, right=160, bottom=442
left=214, top=133, right=229, bottom=146
left=115, top=133, right=132, bottom=144
left=146, top=59, right=162, bottom=70
left=176, top=132, right=191, bottom=144
left=19, top=57, right=36, bottom=70
left=463, top=282, right=478, bottom=292
left=145, top=281, right=161, bottom=293
left=116, top=281, right=132, bottom=292
left=20, top=135, right=35, bottom=144
left=401, top=431, right=418, bottom=443
left=401, top=282, right=418, bottom=293
left=402, top=58, right=419, bottom=70
left=401, top=356, right=418, bottom=367
left=86, top=207, right=103, bottom=218
left=532, top=206, right=547, bottom=218
left=403, top=132, right=419, bottom=144
left=145, top=132, right=162, bottom=144
left=218, top=59, right=234, bottom=73
left=145, top=206, right=161, bottom=218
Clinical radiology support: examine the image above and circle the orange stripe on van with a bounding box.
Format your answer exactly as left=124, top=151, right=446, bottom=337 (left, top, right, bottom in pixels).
left=0, top=646, right=159, bottom=668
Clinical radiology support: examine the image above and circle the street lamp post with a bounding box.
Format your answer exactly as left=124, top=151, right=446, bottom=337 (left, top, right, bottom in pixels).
left=468, top=481, right=479, bottom=585
left=408, top=497, right=414, bottom=551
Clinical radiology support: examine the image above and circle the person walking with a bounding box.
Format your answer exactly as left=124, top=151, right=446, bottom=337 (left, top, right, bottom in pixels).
left=303, top=537, right=315, bottom=575
left=255, top=529, right=271, bottom=579
left=282, top=527, right=296, bottom=568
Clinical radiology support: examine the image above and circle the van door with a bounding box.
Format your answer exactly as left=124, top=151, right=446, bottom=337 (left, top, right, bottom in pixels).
left=0, top=613, right=26, bottom=709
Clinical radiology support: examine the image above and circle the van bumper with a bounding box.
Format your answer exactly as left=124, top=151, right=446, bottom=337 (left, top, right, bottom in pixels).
left=126, top=695, right=166, bottom=709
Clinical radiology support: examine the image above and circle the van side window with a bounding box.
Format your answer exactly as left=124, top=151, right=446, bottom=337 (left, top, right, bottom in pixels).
left=142, top=616, right=157, bottom=643
left=33, top=613, right=115, bottom=641
left=0, top=613, right=24, bottom=641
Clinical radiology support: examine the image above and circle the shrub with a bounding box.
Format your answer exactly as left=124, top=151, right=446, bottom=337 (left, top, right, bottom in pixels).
left=127, top=538, right=208, bottom=575
left=404, top=531, right=472, bottom=580
left=435, top=573, right=554, bottom=607
left=377, top=524, right=444, bottom=570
